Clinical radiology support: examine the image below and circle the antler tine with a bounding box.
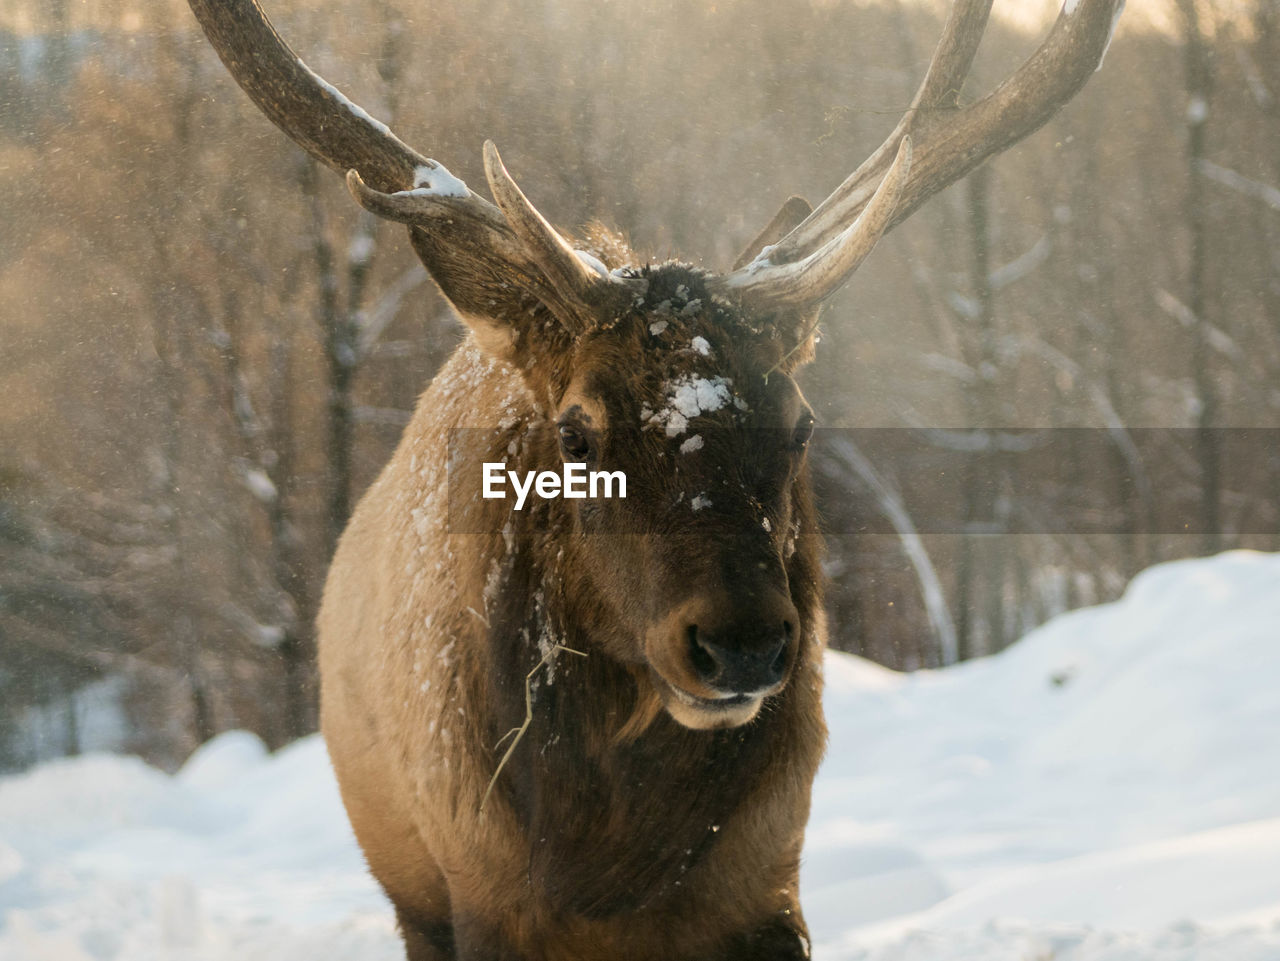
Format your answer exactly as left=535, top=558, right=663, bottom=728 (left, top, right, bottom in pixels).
left=483, top=143, right=628, bottom=310
left=710, top=138, right=912, bottom=309
left=913, top=0, right=997, bottom=116
left=730, top=0, right=1124, bottom=306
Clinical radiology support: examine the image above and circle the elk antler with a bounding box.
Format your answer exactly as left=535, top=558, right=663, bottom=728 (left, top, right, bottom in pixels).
left=189, top=0, right=1122, bottom=326
left=186, top=0, right=637, bottom=332
left=719, top=0, right=1125, bottom=310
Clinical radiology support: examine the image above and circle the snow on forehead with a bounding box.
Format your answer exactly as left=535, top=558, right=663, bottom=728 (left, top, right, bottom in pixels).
left=672, top=375, right=731, bottom=418
left=643, top=374, right=738, bottom=438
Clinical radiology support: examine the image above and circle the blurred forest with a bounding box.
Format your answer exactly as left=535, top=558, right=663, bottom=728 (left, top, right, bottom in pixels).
left=2, top=0, right=1278, bottom=771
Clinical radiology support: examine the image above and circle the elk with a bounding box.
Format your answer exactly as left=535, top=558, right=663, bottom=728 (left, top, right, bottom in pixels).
left=187, top=1, right=1122, bottom=957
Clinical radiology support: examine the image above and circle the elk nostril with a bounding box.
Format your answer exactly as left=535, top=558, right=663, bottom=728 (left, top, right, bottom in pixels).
left=687, top=625, right=719, bottom=681
left=767, top=624, right=791, bottom=682
left=771, top=642, right=788, bottom=679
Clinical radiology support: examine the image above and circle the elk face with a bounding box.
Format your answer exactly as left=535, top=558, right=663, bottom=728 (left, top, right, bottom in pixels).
left=550, top=266, right=818, bottom=729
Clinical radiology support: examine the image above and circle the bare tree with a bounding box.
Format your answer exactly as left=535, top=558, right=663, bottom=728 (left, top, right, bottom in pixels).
left=1176, top=0, right=1223, bottom=554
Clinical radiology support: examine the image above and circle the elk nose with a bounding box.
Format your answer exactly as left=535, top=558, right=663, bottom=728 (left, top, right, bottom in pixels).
left=687, top=620, right=792, bottom=695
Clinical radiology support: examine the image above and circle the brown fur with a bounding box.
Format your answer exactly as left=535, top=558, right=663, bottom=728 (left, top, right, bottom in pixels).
left=319, top=232, right=828, bottom=960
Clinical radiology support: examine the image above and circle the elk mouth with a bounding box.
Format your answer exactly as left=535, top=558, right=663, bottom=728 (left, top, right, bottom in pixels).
left=650, top=672, right=774, bottom=731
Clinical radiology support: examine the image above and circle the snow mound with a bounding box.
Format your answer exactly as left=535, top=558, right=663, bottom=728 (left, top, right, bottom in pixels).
left=806, top=550, right=1280, bottom=955
left=1, top=551, right=1278, bottom=960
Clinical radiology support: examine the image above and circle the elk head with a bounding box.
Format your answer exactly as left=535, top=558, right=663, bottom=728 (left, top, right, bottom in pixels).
left=188, top=0, right=1123, bottom=729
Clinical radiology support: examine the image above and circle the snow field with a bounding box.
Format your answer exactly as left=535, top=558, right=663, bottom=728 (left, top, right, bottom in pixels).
left=2, top=551, right=1279, bottom=960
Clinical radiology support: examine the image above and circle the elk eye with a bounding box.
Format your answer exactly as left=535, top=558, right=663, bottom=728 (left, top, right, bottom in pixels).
left=558, top=424, right=592, bottom=460
left=791, top=414, right=815, bottom=451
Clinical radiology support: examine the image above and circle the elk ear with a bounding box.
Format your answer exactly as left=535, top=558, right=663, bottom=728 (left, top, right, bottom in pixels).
left=404, top=223, right=554, bottom=365
left=348, top=149, right=643, bottom=370
left=772, top=304, right=823, bottom=373
left=346, top=167, right=574, bottom=366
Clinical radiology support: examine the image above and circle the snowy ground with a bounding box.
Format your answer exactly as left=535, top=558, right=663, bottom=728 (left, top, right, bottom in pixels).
left=2, top=551, right=1279, bottom=960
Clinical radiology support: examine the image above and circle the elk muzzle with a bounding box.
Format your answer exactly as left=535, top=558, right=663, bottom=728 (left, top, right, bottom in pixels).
left=647, top=588, right=799, bottom=730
